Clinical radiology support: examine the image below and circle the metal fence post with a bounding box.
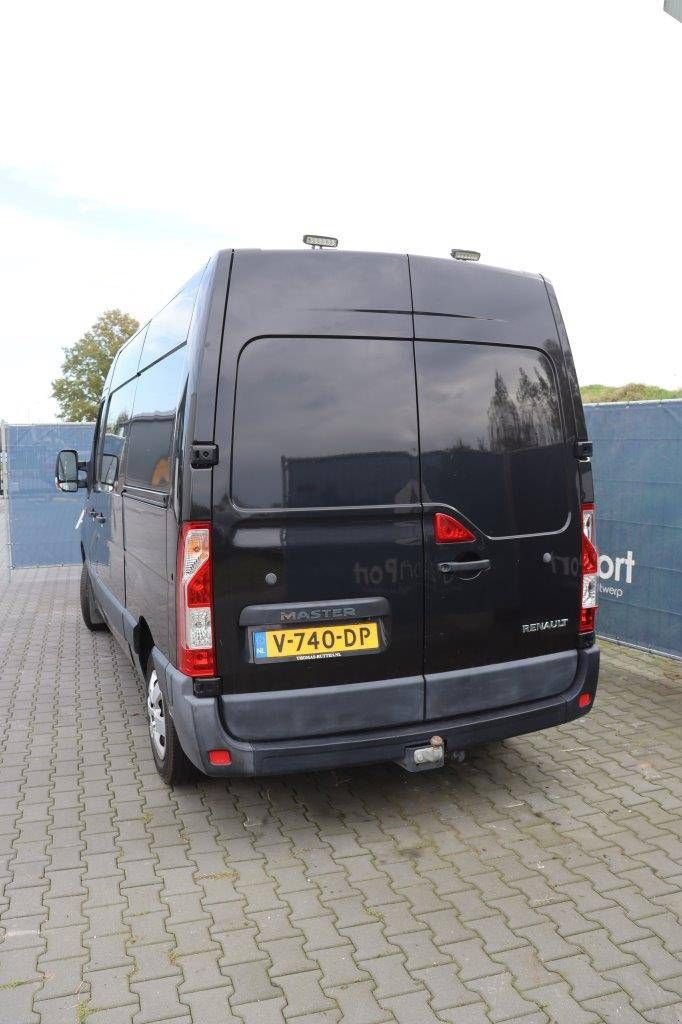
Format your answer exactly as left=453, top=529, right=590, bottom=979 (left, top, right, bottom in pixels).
left=0, top=422, right=11, bottom=584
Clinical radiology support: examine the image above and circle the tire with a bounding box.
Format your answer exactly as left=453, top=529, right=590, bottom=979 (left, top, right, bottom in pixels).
left=80, top=563, right=109, bottom=632
left=146, top=663, right=194, bottom=785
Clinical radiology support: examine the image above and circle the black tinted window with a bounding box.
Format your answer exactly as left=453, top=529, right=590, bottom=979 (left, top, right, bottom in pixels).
left=417, top=342, right=566, bottom=535
left=99, top=379, right=136, bottom=490
left=140, top=266, right=206, bottom=371
left=232, top=337, right=419, bottom=509
left=126, top=347, right=186, bottom=492
left=417, top=343, right=562, bottom=455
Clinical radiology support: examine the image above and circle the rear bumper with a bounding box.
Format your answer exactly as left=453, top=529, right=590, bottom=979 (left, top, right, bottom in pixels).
left=152, top=646, right=600, bottom=777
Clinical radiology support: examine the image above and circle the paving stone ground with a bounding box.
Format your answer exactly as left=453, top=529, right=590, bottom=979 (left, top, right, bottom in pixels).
left=2, top=504, right=682, bottom=1023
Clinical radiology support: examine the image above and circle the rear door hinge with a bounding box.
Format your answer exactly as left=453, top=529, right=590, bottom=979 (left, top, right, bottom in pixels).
left=190, top=442, right=219, bottom=468
left=574, top=440, right=593, bottom=460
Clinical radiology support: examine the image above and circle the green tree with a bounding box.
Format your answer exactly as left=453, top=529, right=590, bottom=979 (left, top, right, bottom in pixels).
left=52, top=309, right=139, bottom=421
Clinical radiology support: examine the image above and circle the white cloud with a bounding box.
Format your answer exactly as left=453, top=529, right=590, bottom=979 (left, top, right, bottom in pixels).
left=1, top=0, right=680, bottom=421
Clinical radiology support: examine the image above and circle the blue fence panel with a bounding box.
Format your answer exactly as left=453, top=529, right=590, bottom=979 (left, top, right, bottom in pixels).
left=5, top=408, right=681, bottom=657
left=6, top=423, right=94, bottom=567
left=585, top=400, right=682, bottom=659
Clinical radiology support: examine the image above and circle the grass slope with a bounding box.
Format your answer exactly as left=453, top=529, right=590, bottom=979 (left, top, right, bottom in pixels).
left=581, top=383, right=682, bottom=403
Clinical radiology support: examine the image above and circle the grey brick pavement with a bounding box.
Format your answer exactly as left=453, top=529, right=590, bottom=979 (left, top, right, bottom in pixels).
left=2, top=524, right=682, bottom=1022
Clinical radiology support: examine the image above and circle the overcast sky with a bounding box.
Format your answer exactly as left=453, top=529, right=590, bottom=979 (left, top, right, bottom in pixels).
left=0, top=0, right=679, bottom=422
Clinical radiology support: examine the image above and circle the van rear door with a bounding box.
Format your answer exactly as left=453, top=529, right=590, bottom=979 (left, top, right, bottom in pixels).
left=212, top=251, right=424, bottom=742
left=410, top=257, right=581, bottom=719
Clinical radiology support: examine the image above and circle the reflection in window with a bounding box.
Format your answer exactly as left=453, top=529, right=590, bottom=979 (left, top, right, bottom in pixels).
left=232, top=337, right=419, bottom=509
left=417, top=342, right=567, bottom=535
left=126, top=347, right=186, bottom=492
left=416, top=343, right=563, bottom=455
left=110, top=326, right=147, bottom=390
left=487, top=363, right=563, bottom=451
left=98, top=379, right=136, bottom=490
left=139, top=265, right=206, bottom=370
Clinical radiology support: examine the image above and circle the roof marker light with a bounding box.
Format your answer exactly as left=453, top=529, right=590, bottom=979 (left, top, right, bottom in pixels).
left=451, top=249, right=480, bottom=261
left=303, top=234, right=338, bottom=249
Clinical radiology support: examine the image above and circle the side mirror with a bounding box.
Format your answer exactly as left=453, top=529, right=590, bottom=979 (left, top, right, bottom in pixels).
left=55, top=449, right=82, bottom=492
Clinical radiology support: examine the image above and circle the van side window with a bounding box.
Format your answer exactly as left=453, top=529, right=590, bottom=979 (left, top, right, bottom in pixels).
left=98, top=379, right=136, bottom=490
left=110, top=326, right=148, bottom=391
left=125, top=347, right=186, bottom=493
left=232, top=337, right=419, bottom=509
left=139, top=265, right=206, bottom=371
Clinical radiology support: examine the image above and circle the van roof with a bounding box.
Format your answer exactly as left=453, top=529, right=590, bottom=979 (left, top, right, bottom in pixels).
left=220, top=247, right=542, bottom=283
left=219, top=248, right=555, bottom=353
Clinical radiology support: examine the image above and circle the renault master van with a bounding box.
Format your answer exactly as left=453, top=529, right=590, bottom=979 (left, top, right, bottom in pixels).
left=56, top=246, right=599, bottom=784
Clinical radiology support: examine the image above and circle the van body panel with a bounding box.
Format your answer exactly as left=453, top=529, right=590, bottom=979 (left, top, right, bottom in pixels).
left=215, top=248, right=413, bottom=343
left=90, top=566, right=124, bottom=638
left=213, top=508, right=424, bottom=698
left=541, top=275, right=588, bottom=440
left=185, top=251, right=232, bottom=466
left=211, top=251, right=424, bottom=714
left=424, top=649, right=578, bottom=719
left=99, top=489, right=126, bottom=609
left=407, top=256, right=583, bottom=690
left=409, top=255, right=558, bottom=347
left=123, top=494, right=170, bottom=658
left=83, top=489, right=107, bottom=594
left=238, top=596, right=391, bottom=625
left=221, top=674, right=424, bottom=741
left=422, top=511, right=580, bottom=674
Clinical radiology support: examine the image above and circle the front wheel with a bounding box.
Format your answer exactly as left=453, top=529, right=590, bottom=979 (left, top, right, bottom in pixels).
left=146, top=664, right=194, bottom=785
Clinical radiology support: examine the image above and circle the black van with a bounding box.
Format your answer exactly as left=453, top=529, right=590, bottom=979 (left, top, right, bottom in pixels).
left=56, top=247, right=599, bottom=784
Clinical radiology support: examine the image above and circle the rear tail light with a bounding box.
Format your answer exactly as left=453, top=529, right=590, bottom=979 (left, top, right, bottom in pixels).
left=579, top=502, right=598, bottom=633
left=434, top=512, right=476, bottom=544
left=177, top=522, right=216, bottom=677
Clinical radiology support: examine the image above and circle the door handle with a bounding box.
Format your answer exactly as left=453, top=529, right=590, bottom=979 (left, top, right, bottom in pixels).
left=439, top=559, right=490, bottom=574
left=94, top=513, right=106, bottom=524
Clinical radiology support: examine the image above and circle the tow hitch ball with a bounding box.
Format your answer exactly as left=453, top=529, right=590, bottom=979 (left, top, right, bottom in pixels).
left=396, top=735, right=464, bottom=772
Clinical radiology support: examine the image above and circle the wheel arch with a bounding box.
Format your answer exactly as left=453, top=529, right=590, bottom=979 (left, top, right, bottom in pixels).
left=133, top=617, right=155, bottom=678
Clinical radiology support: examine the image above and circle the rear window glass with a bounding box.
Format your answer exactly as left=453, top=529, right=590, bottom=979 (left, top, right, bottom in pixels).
left=232, top=337, right=419, bottom=509
left=416, top=342, right=566, bottom=535
left=417, top=343, right=563, bottom=454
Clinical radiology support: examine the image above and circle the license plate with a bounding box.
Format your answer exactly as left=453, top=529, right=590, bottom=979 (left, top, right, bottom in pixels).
left=252, top=621, right=380, bottom=662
